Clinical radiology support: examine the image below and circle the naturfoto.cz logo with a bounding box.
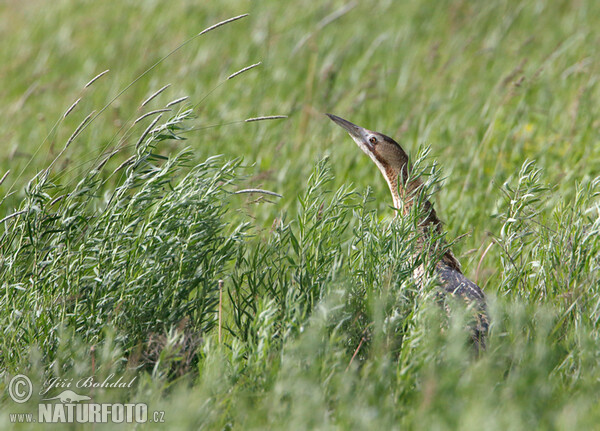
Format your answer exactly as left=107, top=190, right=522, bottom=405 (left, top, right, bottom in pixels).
left=7, top=374, right=165, bottom=424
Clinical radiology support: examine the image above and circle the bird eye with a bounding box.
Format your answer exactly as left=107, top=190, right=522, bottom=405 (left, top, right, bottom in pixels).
left=369, top=136, right=377, bottom=145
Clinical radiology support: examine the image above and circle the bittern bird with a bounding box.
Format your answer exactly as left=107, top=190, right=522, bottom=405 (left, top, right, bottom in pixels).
left=327, top=113, right=488, bottom=349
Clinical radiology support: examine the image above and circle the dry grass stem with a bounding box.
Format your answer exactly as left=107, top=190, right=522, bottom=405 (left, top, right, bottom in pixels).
left=112, top=155, right=136, bottom=175
left=345, top=336, right=366, bottom=372
left=165, top=96, right=189, bottom=108
left=0, top=170, right=10, bottom=187
left=245, top=115, right=287, bottom=123
left=198, top=14, right=249, bottom=36
left=476, top=241, right=495, bottom=283
left=63, top=98, right=81, bottom=118
left=136, top=115, right=163, bottom=149
left=49, top=194, right=67, bottom=206
left=142, top=84, right=171, bottom=107
left=134, top=109, right=171, bottom=124
left=227, top=62, right=261, bottom=80
left=65, top=111, right=96, bottom=150
left=46, top=111, right=96, bottom=172
left=0, top=209, right=27, bottom=225
left=95, top=150, right=119, bottom=172
left=234, top=188, right=282, bottom=198
left=84, top=69, right=110, bottom=88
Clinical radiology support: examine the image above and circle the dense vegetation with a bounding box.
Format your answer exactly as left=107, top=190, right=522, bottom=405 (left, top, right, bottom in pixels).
left=1, top=1, right=599, bottom=429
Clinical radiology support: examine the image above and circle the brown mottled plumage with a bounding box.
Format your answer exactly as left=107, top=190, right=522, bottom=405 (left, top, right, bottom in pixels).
left=327, top=113, right=488, bottom=349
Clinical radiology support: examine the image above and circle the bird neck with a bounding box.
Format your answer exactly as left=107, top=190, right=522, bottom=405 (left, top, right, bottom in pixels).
left=384, top=169, right=462, bottom=272
left=384, top=168, right=438, bottom=225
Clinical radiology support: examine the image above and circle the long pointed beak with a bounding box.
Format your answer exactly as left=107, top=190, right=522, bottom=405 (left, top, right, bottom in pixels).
left=326, top=113, right=368, bottom=141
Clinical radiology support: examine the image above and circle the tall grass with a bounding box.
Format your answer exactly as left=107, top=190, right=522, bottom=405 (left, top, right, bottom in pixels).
left=1, top=1, right=600, bottom=430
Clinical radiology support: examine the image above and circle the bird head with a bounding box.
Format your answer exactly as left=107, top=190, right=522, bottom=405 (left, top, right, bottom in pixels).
left=327, top=114, right=454, bottom=267
left=327, top=113, right=409, bottom=209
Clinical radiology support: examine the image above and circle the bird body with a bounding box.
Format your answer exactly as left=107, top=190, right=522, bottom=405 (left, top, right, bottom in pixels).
left=327, top=114, right=488, bottom=348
